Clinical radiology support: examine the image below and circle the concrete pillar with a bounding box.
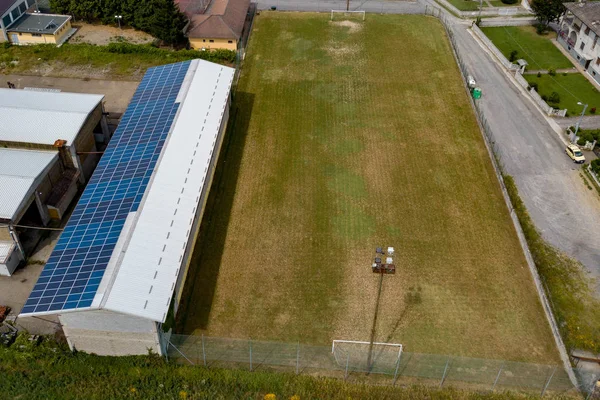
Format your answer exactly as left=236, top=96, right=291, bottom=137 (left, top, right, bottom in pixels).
left=0, top=18, right=8, bottom=42
left=34, top=191, right=50, bottom=226
left=8, top=225, right=25, bottom=260
left=100, top=104, right=111, bottom=144
left=69, top=145, right=86, bottom=184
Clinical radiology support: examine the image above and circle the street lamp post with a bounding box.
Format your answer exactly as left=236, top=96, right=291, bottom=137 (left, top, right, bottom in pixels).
left=114, top=15, right=123, bottom=29
left=573, top=101, right=588, bottom=140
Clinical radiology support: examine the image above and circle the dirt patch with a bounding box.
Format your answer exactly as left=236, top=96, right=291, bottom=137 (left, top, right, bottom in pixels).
left=70, top=23, right=155, bottom=46
left=330, top=20, right=363, bottom=33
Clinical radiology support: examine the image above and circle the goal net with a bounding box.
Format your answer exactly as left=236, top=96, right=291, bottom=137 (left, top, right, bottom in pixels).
left=330, top=10, right=366, bottom=21
left=332, top=340, right=402, bottom=374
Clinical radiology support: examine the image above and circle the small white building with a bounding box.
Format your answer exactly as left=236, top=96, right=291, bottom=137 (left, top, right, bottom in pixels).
left=19, top=59, right=235, bottom=356
left=558, top=2, right=600, bottom=84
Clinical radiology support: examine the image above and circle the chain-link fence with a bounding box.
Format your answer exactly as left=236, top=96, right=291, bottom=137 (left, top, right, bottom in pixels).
left=167, top=334, right=599, bottom=396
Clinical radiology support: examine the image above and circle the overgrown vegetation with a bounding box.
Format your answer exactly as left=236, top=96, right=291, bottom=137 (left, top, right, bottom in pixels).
left=574, top=128, right=600, bottom=148
left=503, top=175, right=600, bottom=353
left=591, top=159, right=600, bottom=176
left=0, top=42, right=235, bottom=78
left=49, top=0, right=187, bottom=44
left=0, top=333, right=568, bottom=400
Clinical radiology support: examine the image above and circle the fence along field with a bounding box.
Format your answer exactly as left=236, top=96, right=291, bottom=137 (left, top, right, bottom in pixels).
left=176, top=12, right=560, bottom=364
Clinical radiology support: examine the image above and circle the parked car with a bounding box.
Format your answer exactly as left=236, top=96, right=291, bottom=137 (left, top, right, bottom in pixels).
left=566, top=144, right=585, bottom=164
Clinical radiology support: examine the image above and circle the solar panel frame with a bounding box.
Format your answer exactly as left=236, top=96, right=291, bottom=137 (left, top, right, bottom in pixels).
left=21, top=61, right=193, bottom=315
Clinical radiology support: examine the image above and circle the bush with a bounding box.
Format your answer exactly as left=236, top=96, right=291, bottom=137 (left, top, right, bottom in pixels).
left=591, top=107, right=596, bottom=114
left=577, top=137, right=587, bottom=146
left=548, top=91, right=560, bottom=105
left=548, top=68, right=556, bottom=76
left=528, top=82, right=538, bottom=91
left=591, top=159, right=600, bottom=175
left=502, top=0, right=519, bottom=4
left=535, top=23, right=548, bottom=34
left=537, top=71, right=542, bottom=78
left=541, top=94, right=548, bottom=101
left=509, top=50, right=519, bottom=62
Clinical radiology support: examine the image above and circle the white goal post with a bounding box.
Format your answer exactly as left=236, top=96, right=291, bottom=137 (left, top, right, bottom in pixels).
left=332, top=340, right=403, bottom=357
left=330, top=10, right=366, bottom=21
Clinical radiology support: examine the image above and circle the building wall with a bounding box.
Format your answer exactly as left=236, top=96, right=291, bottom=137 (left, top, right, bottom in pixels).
left=60, top=310, right=162, bottom=356
left=1, top=0, right=36, bottom=41
left=189, top=37, right=237, bottom=51
left=173, top=99, right=230, bottom=312
left=559, top=14, right=600, bottom=85
left=73, top=102, right=103, bottom=181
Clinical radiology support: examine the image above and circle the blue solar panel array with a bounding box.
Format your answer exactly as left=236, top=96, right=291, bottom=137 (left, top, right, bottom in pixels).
left=21, top=61, right=192, bottom=315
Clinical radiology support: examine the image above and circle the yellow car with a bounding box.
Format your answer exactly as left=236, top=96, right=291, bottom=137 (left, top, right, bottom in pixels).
left=565, top=144, right=585, bottom=164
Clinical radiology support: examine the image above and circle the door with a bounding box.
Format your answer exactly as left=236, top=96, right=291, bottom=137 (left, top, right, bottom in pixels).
left=10, top=34, right=18, bottom=44
left=585, top=59, right=592, bottom=70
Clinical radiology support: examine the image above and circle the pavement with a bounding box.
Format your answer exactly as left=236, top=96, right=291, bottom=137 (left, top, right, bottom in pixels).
left=557, top=115, right=600, bottom=130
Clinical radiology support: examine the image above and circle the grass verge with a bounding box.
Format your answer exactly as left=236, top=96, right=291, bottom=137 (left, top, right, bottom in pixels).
left=177, top=12, right=558, bottom=363
left=445, top=0, right=485, bottom=11
left=0, top=42, right=235, bottom=79
left=503, top=175, right=600, bottom=353
left=481, top=26, right=573, bottom=70
left=524, top=73, right=600, bottom=116
left=0, top=334, right=578, bottom=400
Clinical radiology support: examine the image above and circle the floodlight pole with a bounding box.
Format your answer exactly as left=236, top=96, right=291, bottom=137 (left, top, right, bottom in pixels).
left=366, top=270, right=384, bottom=372
left=115, top=15, right=122, bottom=29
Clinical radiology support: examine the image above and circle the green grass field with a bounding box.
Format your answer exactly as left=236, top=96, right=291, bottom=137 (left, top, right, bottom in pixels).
left=176, top=13, right=559, bottom=363
left=445, top=0, right=485, bottom=11
left=525, top=73, right=600, bottom=115
left=481, top=26, right=573, bottom=70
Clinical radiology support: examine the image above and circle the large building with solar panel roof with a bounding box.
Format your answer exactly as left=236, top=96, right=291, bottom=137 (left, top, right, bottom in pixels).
left=19, top=59, right=235, bottom=356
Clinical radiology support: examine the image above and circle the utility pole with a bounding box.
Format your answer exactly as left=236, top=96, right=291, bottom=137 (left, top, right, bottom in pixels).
left=574, top=101, right=588, bottom=139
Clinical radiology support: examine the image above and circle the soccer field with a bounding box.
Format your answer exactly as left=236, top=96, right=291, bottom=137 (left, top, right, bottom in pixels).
left=177, top=13, right=559, bottom=363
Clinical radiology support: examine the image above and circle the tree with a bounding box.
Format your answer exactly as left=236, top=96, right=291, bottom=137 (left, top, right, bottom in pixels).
left=49, top=0, right=187, bottom=44
left=530, top=0, right=565, bottom=27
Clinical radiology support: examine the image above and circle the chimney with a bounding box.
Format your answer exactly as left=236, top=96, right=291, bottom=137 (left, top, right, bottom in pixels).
left=53, top=139, right=75, bottom=170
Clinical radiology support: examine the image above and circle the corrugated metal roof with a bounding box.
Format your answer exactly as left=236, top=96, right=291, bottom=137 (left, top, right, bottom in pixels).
left=0, top=148, right=58, bottom=221
left=103, top=59, right=234, bottom=322
left=0, top=88, right=104, bottom=146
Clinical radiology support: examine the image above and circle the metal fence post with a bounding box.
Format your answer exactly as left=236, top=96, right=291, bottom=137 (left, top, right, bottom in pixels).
left=393, top=352, right=402, bottom=385
left=440, top=357, right=450, bottom=387
left=201, top=334, right=207, bottom=366
left=249, top=340, right=253, bottom=371
left=296, top=342, right=300, bottom=375
left=541, top=366, right=557, bottom=397
left=492, top=363, right=503, bottom=390
left=345, top=353, right=350, bottom=380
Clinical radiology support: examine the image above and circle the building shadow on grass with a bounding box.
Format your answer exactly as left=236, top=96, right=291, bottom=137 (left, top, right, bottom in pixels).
left=174, top=91, right=255, bottom=334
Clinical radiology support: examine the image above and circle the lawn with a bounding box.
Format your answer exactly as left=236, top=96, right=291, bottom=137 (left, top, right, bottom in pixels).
left=525, top=73, right=600, bottom=115
left=176, top=13, right=559, bottom=363
left=481, top=26, right=573, bottom=70
left=445, top=0, right=486, bottom=11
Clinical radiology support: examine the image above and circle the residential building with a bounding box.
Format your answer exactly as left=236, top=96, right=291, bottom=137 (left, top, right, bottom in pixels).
left=0, top=0, right=36, bottom=42
left=559, top=2, right=600, bottom=84
left=6, top=13, right=74, bottom=45
left=0, top=89, right=108, bottom=276
left=186, top=0, right=250, bottom=51
left=18, top=60, right=235, bottom=356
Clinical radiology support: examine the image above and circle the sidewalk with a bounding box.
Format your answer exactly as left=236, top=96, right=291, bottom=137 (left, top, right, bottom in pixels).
left=556, top=115, right=600, bottom=130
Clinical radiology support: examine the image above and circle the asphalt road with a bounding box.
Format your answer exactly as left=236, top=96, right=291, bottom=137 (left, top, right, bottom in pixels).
left=448, top=22, right=600, bottom=289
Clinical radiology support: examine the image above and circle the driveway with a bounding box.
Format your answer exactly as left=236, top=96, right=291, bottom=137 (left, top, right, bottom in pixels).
left=448, top=21, right=600, bottom=290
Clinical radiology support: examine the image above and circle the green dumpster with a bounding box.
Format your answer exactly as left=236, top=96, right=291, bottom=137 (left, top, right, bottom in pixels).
left=472, top=87, right=482, bottom=99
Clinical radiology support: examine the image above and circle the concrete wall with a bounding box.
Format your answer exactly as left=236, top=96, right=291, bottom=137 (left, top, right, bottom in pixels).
left=72, top=102, right=103, bottom=182
left=189, top=37, right=237, bottom=50
left=60, top=310, right=162, bottom=356
left=0, top=242, right=22, bottom=276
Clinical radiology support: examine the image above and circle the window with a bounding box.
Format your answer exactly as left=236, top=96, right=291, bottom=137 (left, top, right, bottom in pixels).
left=585, top=26, right=590, bottom=35
left=202, top=39, right=206, bottom=42
left=228, top=40, right=233, bottom=43
left=11, top=8, right=20, bottom=20
left=2, top=15, right=10, bottom=27
left=580, top=42, right=585, bottom=51
left=209, top=39, right=214, bottom=43
left=596, top=57, right=600, bottom=66
left=32, top=33, right=42, bottom=37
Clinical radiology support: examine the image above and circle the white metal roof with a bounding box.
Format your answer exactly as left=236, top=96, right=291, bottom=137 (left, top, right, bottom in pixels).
left=0, top=88, right=104, bottom=146
left=0, top=148, right=58, bottom=221
left=102, top=60, right=234, bottom=322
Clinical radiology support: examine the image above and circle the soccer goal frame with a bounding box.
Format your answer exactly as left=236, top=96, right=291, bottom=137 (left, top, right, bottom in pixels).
left=330, top=10, right=366, bottom=21
left=332, top=340, right=403, bottom=357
